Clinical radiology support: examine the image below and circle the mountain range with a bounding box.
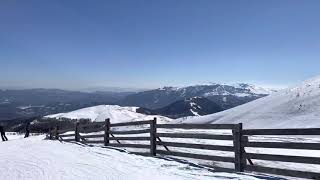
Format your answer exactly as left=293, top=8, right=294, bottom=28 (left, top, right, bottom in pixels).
left=121, top=83, right=276, bottom=109
left=0, top=89, right=132, bottom=121
left=175, top=76, right=320, bottom=129
left=0, top=83, right=276, bottom=121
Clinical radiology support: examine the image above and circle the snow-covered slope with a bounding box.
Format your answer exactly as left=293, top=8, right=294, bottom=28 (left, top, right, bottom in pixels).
left=176, top=76, right=320, bottom=129
left=0, top=135, right=262, bottom=180
left=45, top=105, right=172, bottom=123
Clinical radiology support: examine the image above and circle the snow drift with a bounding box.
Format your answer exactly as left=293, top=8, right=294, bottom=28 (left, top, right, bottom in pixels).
left=176, top=76, right=320, bottom=129
left=45, top=105, right=172, bottom=124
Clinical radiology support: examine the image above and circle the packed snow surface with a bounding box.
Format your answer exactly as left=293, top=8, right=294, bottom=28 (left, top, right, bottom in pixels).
left=176, top=76, right=320, bottom=129
left=0, top=135, right=263, bottom=180
left=46, top=105, right=172, bottom=123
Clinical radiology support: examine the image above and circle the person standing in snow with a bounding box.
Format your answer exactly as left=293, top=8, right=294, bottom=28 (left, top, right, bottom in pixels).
left=0, top=125, right=8, bottom=141
left=24, top=122, right=30, bottom=138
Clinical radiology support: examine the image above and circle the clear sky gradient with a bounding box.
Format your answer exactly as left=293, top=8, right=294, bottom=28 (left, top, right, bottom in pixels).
left=1, top=0, right=320, bottom=90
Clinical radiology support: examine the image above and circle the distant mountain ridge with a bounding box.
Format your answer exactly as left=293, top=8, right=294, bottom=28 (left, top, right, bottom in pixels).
left=137, top=97, right=223, bottom=119
left=0, top=89, right=133, bottom=121
left=122, top=83, right=277, bottom=110
left=0, top=83, right=277, bottom=121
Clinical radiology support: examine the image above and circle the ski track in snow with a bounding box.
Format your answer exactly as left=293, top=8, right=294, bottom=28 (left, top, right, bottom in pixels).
left=0, top=135, right=263, bottom=180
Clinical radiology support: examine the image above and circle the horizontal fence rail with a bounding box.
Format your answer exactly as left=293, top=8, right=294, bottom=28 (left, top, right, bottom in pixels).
left=156, top=150, right=235, bottom=163
left=108, top=143, right=150, bottom=149
left=59, top=134, right=75, bottom=138
left=244, top=141, right=320, bottom=150
left=155, top=123, right=238, bottom=171
left=156, top=141, right=235, bottom=151
left=109, top=136, right=150, bottom=141
left=49, top=120, right=320, bottom=179
left=157, top=123, right=236, bottom=129
left=81, top=134, right=104, bottom=139
left=246, top=165, right=320, bottom=179
left=243, top=128, right=320, bottom=135
left=246, top=153, right=320, bottom=165
left=156, top=133, right=234, bottom=140
left=109, top=129, right=150, bottom=135
left=242, top=128, right=320, bottom=179
left=110, top=120, right=152, bottom=127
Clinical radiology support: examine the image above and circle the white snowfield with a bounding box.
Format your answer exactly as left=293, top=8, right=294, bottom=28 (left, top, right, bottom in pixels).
left=176, top=76, right=320, bottom=129
left=0, top=135, right=263, bottom=180
left=45, top=105, right=172, bottom=124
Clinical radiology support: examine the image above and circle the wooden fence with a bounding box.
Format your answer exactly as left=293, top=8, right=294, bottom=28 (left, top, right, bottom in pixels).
left=49, top=119, right=320, bottom=179
left=242, top=128, right=320, bottom=179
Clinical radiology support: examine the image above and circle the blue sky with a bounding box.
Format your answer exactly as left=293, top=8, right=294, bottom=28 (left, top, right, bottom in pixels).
left=1, top=0, right=320, bottom=90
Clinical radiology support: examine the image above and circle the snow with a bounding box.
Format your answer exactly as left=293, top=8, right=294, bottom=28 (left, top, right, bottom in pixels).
left=45, top=105, right=172, bottom=124
left=202, top=83, right=276, bottom=97
left=190, top=109, right=200, bottom=116
left=0, top=99, right=10, bottom=104
left=61, top=128, right=320, bottom=179
left=222, top=97, right=227, bottom=102
left=234, top=93, right=252, bottom=97
left=0, top=134, right=263, bottom=180
left=232, top=83, right=277, bottom=95
left=175, top=76, right=320, bottom=129
left=203, top=91, right=230, bottom=97
left=31, top=76, right=320, bottom=179
left=17, top=105, right=45, bottom=110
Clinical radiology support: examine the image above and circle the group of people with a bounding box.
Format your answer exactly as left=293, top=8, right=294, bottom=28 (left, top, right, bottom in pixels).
left=0, top=122, right=31, bottom=142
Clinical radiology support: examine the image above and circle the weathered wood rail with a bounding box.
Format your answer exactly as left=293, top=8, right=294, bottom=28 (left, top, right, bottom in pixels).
left=49, top=120, right=320, bottom=179
left=242, top=128, right=320, bottom=179
left=155, top=123, right=238, bottom=172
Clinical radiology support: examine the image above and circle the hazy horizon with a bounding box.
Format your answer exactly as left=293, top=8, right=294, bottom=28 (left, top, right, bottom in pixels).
left=0, top=80, right=292, bottom=92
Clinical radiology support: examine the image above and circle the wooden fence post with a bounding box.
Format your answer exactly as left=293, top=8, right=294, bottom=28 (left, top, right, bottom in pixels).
left=104, top=118, right=110, bottom=146
left=55, top=125, right=59, bottom=140
left=75, top=122, right=80, bottom=142
left=233, top=123, right=245, bottom=172
left=150, top=117, right=157, bottom=156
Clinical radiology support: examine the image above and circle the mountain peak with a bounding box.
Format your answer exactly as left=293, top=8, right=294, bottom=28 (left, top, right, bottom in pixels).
left=303, top=75, right=320, bottom=87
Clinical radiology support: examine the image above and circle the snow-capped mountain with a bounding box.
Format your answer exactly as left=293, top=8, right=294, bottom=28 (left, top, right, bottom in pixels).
left=137, top=97, right=223, bottom=119
left=45, top=105, right=172, bottom=124
left=175, top=76, right=320, bottom=129
left=121, top=83, right=277, bottom=110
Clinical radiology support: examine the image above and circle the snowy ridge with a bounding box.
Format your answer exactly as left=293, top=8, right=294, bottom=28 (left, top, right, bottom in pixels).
left=122, top=83, right=277, bottom=110
left=157, top=83, right=277, bottom=97
left=45, top=105, right=172, bottom=124
left=175, top=76, right=320, bottom=129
